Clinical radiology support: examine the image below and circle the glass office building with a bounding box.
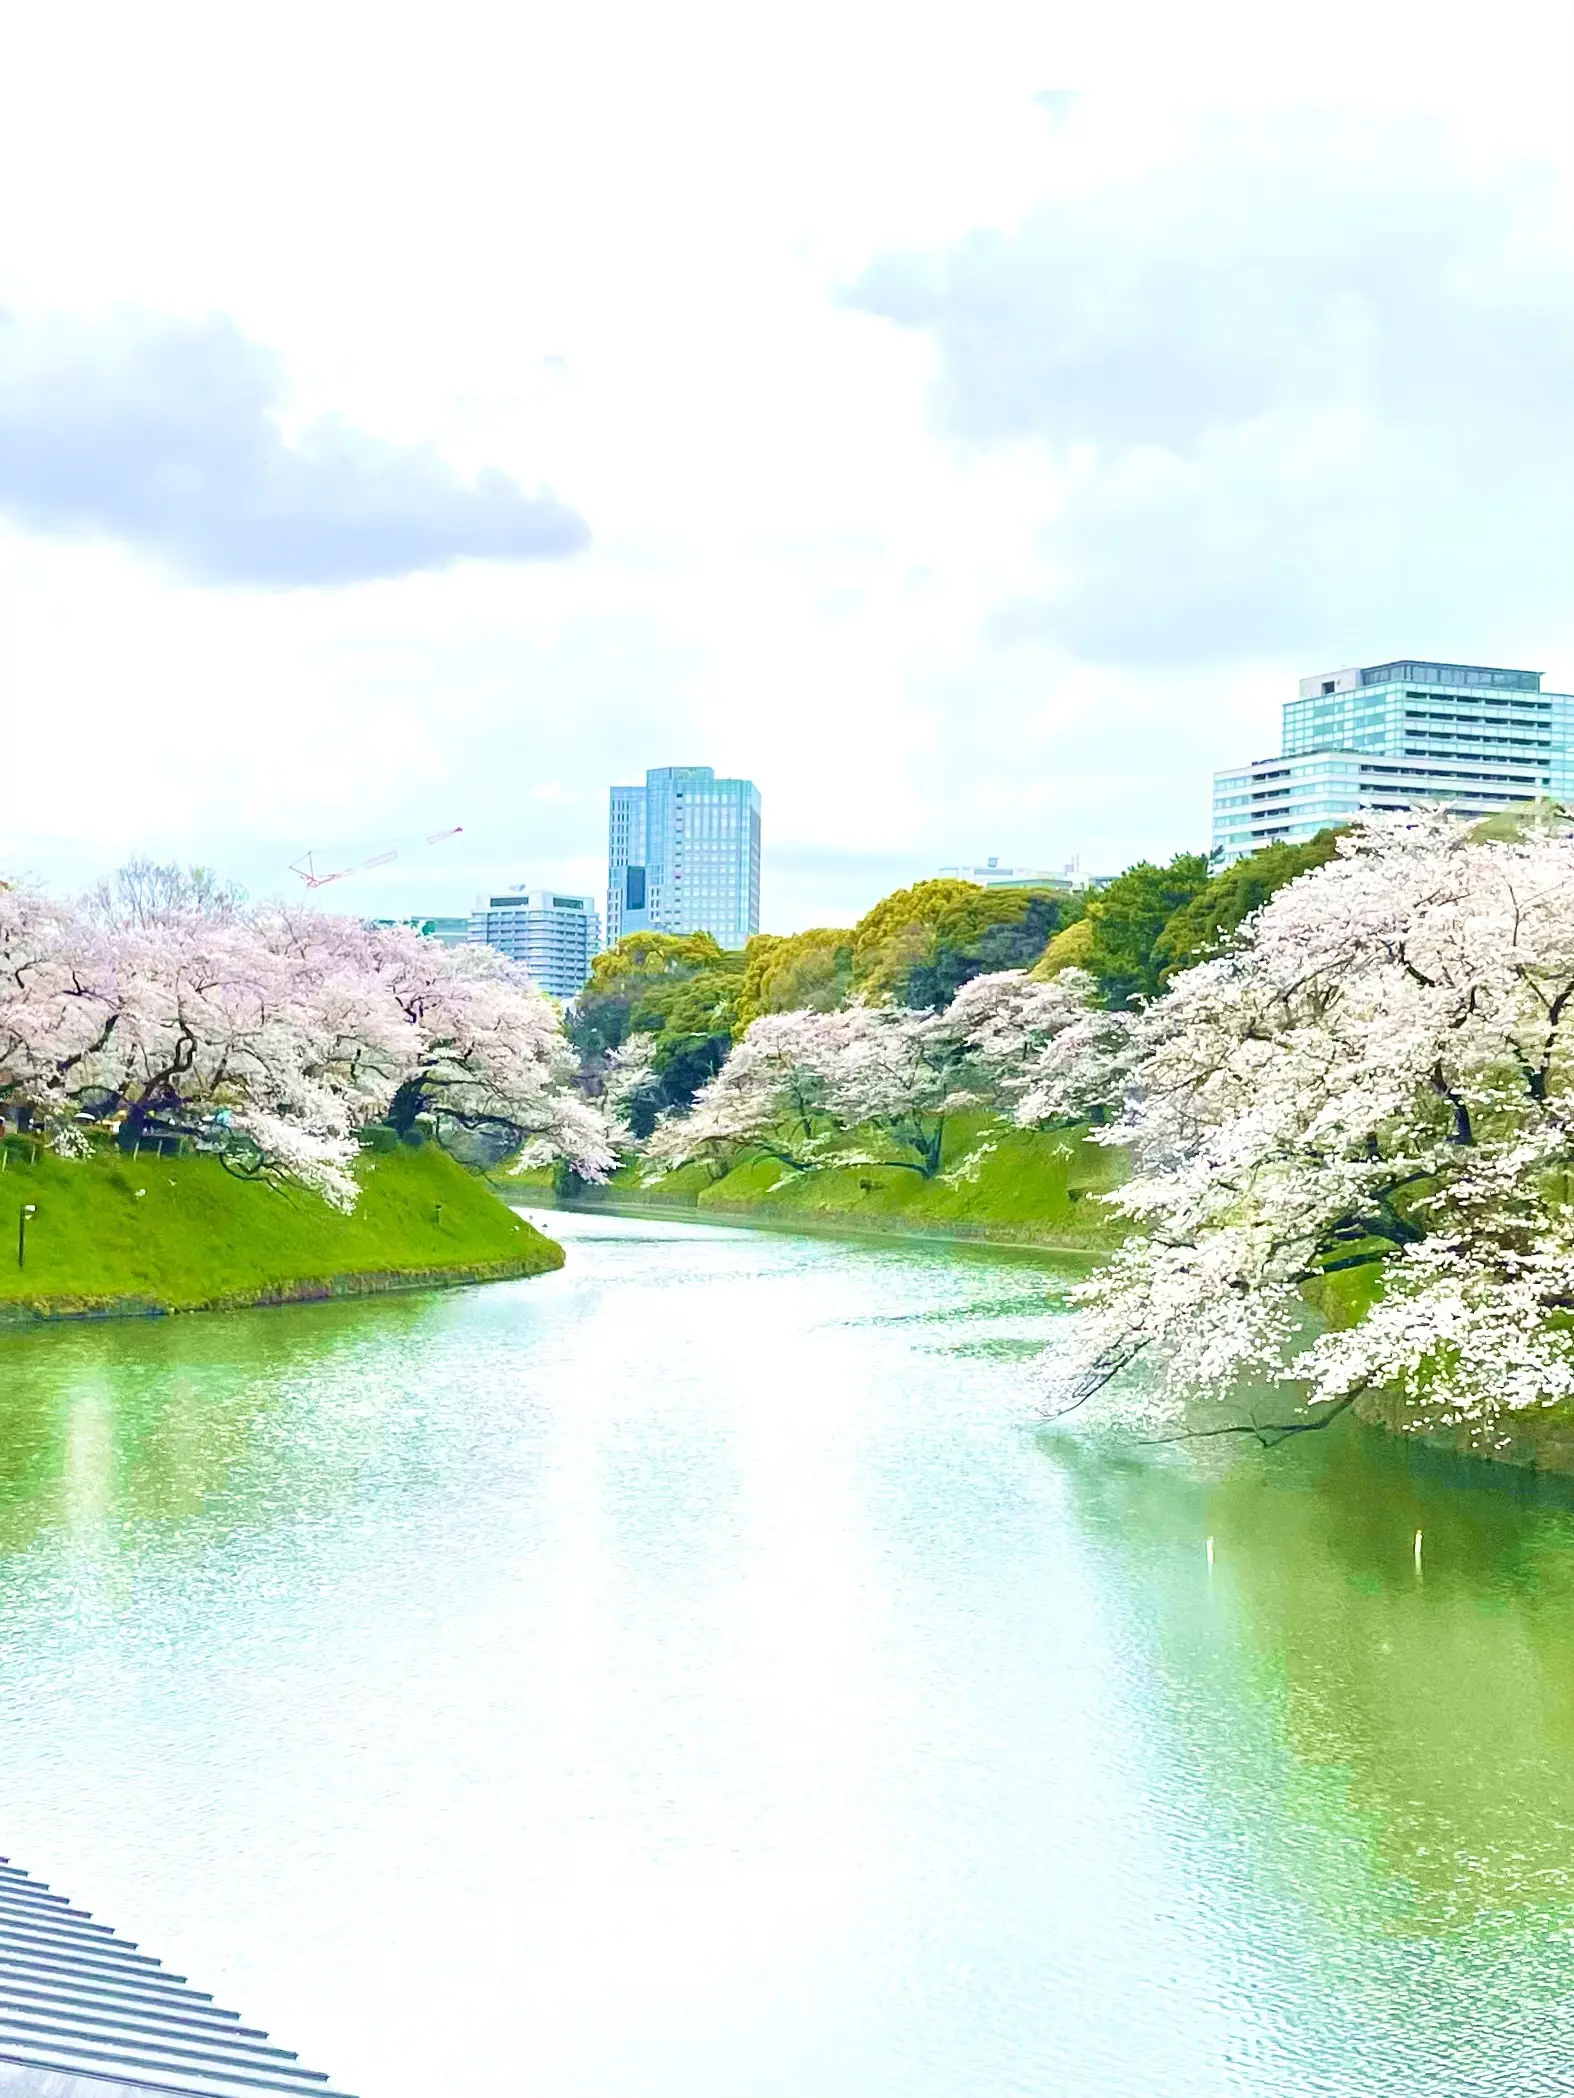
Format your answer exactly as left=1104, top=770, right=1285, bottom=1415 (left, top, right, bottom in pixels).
left=468, top=889, right=601, bottom=999
left=607, top=766, right=761, bottom=950
left=1213, top=660, right=1574, bottom=863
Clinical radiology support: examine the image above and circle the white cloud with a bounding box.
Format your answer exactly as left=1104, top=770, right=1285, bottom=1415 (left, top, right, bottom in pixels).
left=0, top=3, right=1570, bottom=927
left=850, top=115, right=1574, bottom=664
left=0, top=311, right=587, bottom=584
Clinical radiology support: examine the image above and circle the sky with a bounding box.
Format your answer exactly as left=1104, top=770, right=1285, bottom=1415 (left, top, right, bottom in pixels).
left=2, top=0, right=1572, bottom=931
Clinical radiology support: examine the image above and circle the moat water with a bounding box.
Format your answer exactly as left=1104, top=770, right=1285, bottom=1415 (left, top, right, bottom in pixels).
left=0, top=1209, right=1570, bottom=2094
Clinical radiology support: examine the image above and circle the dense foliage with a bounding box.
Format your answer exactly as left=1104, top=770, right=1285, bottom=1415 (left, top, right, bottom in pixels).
left=610, top=813, right=1574, bottom=1444
left=1057, top=852, right=1212, bottom=1007
left=847, top=878, right=1083, bottom=1008
left=0, top=866, right=611, bottom=1206
left=1033, top=811, right=1574, bottom=1441
left=569, top=932, right=746, bottom=1136
left=580, top=881, right=1085, bottom=1128
left=735, top=928, right=854, bottom=1030
left=1149, top=832, right=1340, bottom=980
left=592, top=839, right=1330, bottom=1161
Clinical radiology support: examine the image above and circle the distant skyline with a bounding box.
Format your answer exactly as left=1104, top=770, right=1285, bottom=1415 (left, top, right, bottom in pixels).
left=2, top=3, right=1572, bottom=931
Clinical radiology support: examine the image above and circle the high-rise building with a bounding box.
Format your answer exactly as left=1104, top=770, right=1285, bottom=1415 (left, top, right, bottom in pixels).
left=607, top=766, right=761, bottom=949
left=1213, top=659, right=1574, bottom=864
left=469, top=888, right=601, bottom=999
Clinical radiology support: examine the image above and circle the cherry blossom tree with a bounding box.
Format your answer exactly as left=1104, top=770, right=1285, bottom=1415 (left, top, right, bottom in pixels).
left=948, top=966, right=1134, bottom=1129
left=0, top=879, right=611, bottom=1207
left=643, top=1009, right=843, bottom=1177
left=600, top=1031, right=664, bottom=1147
left=362, top=925, right=612, bottom=1178
left=805, top=1001, right=989, bottom=1177
left=652, top=991, right=1038, bottom=1182
left=1049, top=808, right=1574, bottom=1444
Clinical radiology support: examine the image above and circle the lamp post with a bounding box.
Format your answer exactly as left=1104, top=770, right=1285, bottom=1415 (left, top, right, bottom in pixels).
left=17, top=1203, right=36, bottom=1269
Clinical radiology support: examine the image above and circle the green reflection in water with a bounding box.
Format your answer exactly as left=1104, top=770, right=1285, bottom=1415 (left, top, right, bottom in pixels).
left=2, top=1231, right=1574, bottom=2095
left=1213, top=1430, right=1574, bottom=1933
left=0, top=1294, right=441, bottom=1553
left=1060, top=1421, right=1574, bottom=1942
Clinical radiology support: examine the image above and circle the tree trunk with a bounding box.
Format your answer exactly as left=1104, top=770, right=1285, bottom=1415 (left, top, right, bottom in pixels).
left=388, top=1078, right=425, bottom=1134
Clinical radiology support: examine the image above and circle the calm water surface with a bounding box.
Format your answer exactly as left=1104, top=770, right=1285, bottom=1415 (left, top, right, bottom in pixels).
left=0, top=1210, right=1571, bottom=2094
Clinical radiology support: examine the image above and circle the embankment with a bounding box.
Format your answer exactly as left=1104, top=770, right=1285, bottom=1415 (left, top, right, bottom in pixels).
left=532, top=1112, right=1121, bottom=1251
left=0, top=1142, right=562, bottom=1326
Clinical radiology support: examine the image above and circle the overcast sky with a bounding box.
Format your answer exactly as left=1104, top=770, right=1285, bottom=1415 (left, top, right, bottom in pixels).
left=2, top=0, right=1571, bottom=928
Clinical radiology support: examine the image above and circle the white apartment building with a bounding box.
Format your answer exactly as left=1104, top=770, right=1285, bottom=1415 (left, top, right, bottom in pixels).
left=1213, top=659, right=1574, bottom=864
left=468, top=889, right=601, bottom=999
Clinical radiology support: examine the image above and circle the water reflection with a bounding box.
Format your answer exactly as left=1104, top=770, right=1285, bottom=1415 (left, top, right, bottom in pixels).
left=1057, top=1422, right=1574, bottom=1934
left=1212, top=1430, right=1574, bottom=1931
left=0, top=1292, right=457, bottom=1550
left=0, top=1224, right=1569, bottom=2094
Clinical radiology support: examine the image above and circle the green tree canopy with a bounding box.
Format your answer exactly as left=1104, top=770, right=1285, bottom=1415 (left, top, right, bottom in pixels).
left=1075, top=853, right=1212, bottom=1008
left=1152, top=831, right=1342, bottom=981
left=736, top=928, right=854, bottom=1033
left=574, top=933, right=735, bottom=1052
left=571, top=932, right=747, bottom=1123
left=850, top=880, right=1080, bottom=1008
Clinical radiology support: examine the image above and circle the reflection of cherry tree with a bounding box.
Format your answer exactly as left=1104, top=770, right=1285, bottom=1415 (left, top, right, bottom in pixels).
left=0, top=880, right=610, bottom=1208
left=1052, top=809, right=1574, bottom=1440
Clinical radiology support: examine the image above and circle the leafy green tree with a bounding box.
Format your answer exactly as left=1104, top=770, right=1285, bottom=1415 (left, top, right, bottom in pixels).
left=850, top=880, right=1080, bottom=1008
left=1152, top=831, right=1342, bottom=980
left=900, top=892, right=1076, bottom=1010
left=571, top=932, right=734, bottom=1055
left=1077, top=853, right=1211, bottom=1008
left=571, top=931, right=746, bottom=1121
left=735, top=928, right=854, bottom=1032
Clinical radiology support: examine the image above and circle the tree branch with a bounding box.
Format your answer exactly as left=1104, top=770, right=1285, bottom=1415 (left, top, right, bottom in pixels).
left=1136, top=1388, right=1362, bottom=1450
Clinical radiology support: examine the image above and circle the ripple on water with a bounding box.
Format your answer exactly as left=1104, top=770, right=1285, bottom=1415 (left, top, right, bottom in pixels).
left=0, top=1208, right=1566, bottom=2094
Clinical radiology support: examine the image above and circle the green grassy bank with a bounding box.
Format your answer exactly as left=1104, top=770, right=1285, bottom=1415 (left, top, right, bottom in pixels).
left=535, top=1113, right=1123, bottom=1250
left=0, top=1142, right=562, bottom=1325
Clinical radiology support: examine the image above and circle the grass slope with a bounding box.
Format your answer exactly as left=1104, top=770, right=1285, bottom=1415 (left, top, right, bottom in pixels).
left=554, top=1111, right=1123, bottom=1247
left=0, top=1142, right=561, bottom=1318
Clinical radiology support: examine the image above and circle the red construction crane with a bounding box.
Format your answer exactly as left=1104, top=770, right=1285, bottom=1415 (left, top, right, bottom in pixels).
left=290, top=826, right=464, bottom=890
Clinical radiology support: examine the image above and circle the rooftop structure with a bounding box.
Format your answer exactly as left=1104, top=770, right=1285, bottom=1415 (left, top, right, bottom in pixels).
left=937, top=858, right=1105, bottom=892
left=1213, top=659, right=1574, bottom=863
left=0, top=1851, right=351, bottom=2096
